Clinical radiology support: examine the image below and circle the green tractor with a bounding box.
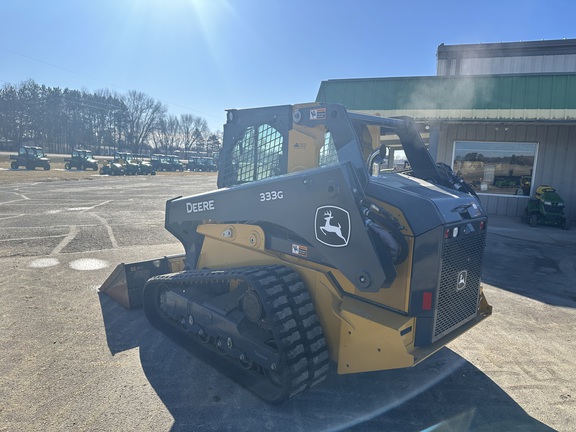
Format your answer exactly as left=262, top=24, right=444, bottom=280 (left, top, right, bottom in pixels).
left=134, top=154, right=157, bottom=175
left=117, top=152, right=141, bottom=175
left=100, top=153, right=126, bottom=176
left=167, top=155, right=184, bottom=172
left=64, top=149, right=98, bottom=171
left=523, top=185, right=570, bottom=230
left=10, top=146, right=51, bottom=170
left=150, top=154, right=172, bottom=171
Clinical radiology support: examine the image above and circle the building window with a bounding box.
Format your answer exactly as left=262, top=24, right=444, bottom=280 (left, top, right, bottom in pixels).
left=453, top=141, right=538, bottom=196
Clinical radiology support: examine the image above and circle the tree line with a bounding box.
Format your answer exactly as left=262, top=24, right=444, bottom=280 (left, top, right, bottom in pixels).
left=456, top=152, right=534, bottom=165
left=0, top=79, right=221, bottom=156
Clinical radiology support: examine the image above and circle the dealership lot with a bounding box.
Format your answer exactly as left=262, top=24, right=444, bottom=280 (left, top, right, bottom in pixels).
left=0, top=173, right=575, bottom=431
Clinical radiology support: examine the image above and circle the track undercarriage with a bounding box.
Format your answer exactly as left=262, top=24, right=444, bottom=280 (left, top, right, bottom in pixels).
left=142, top=265, right=330, bottom=403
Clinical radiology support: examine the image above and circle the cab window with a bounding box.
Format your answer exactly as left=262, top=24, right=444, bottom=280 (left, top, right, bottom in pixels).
left=228, top=123, right=284, bottom=185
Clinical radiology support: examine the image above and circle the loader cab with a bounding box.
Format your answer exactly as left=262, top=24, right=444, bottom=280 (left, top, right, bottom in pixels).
left=218, top=104, right=365, bottom=188
left=218, top=106, right=291, bottom=188
left=218, top=103, right=478, bottom=208
left=221, top=105, right=412, bottom=184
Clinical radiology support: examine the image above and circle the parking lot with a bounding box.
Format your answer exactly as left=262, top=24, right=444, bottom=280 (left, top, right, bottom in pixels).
left=1, top=171, right=575, bottom=431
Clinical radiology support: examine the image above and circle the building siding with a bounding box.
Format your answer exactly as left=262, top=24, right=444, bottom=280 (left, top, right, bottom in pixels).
left=317, top=75, right=576, bottom=113
left=437, top=39, right=576, bottom=76
left=438, top=54, right=576, bottom=76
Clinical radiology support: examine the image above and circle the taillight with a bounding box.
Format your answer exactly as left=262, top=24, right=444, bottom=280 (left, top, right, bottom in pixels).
left=423, top=292, right=433, bottom=311
left=444, top=227, right=459, bottom=239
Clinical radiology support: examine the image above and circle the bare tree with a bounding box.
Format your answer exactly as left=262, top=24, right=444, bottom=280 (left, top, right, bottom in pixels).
left=0, top=80, right=217, bottom=157
left=154, top=115, right=181, bottom=154
left=122, top=90, right=166, bottom=154
left=180, top=113, right=208, bottom=156
left=91, top=89, right=127, bottom=155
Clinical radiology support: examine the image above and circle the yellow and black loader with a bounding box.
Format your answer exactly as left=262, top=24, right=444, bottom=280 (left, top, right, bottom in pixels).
left=100, top=103, right=492, bottom=403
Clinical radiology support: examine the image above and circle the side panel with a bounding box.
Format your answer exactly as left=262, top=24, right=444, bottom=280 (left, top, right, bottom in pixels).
left=194, top=223, right=417, bottom=369
left=166, top=164, right=389, bottom=292
left=337, top=297, right=415, bottom=374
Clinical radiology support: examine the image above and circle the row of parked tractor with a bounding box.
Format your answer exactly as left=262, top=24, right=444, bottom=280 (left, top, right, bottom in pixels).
left=7, top=146, right=218, bottom=175
left=99, top=153, right=218, bottom=175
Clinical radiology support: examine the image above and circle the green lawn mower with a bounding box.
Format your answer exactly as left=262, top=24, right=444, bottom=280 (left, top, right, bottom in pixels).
left=523, top=185, right=570, bottom=230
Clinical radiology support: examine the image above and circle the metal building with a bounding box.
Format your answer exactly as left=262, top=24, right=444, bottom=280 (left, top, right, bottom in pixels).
left=437, top=39, right=576, bottom=76
left=316, top=39, right=576, bottom=223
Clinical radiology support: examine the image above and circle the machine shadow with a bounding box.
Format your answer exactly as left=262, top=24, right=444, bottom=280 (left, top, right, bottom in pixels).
left=99, top=293, right=553, bottom=432
left=483, top=231, right=576, bottom=308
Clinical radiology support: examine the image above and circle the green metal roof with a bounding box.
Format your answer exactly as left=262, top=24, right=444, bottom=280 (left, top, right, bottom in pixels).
left=316, top=74, right=576, bottom=121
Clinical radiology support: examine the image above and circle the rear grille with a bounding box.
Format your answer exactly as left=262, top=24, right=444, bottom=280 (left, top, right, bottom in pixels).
left=433, top=229, right=486, bottom=342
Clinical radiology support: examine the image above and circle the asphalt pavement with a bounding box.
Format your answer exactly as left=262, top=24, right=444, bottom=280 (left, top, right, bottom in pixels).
left=0, top=175, right=575, bottom=432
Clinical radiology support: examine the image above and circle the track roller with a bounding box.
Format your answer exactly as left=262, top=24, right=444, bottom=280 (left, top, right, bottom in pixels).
left=142, top=265, right=330, bottom=403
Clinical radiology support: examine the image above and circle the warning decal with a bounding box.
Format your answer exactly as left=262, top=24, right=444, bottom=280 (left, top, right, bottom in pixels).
left=310, top=108, right=326, bottom=120
left=291, top=244, right=308, bottom=257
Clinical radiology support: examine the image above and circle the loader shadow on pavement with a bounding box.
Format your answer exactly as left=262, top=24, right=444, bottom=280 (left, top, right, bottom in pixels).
left=99, top=294, right=553, bottom=432
left=483, top=216, right=576, bottom=308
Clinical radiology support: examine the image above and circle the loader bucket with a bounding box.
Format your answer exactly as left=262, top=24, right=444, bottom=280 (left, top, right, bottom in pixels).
left=99, top=254, right=185, bottom=309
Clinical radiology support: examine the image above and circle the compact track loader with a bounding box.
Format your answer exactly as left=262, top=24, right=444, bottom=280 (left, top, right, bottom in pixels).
left=100, top=103, right=492, bottom=403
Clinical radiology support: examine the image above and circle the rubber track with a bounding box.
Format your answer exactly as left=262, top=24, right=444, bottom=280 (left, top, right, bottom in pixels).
left=142, top=265, right=330, bottom=403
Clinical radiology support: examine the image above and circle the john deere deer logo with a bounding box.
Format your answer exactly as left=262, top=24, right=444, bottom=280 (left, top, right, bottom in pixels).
left=457, top=270, right=467, bottom=291
left=315, top=206, right=350, bottom=247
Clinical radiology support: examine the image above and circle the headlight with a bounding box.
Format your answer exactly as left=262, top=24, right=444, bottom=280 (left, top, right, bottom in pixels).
left=558, top=202, right=564, bottom=206
left=544, top=201, right=552, bottom=205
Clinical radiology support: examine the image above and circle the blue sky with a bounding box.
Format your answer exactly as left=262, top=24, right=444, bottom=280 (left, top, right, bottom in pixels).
left=1, top=0, right=575, bottom=132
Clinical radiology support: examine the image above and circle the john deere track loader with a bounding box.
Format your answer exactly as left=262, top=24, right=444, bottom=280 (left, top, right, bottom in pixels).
left=100, top=103, right=492, bottom=403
